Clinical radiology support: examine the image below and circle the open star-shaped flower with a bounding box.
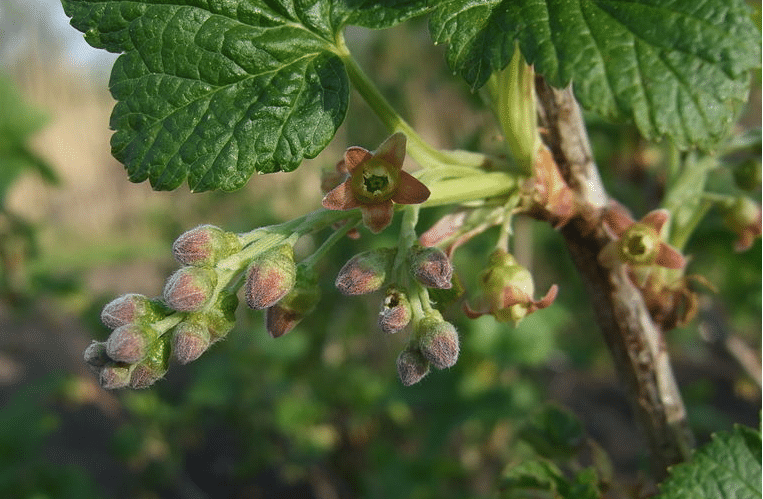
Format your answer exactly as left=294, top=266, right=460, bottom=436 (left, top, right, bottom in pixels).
left=321, top=133, right=430, bottom=233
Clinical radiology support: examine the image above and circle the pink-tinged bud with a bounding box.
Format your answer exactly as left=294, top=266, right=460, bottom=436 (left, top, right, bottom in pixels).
left=129, top=335, right=171, bottom=389
left=245, top=245, right=296, bottom=310
left=172, top=225, right=241, bottom=267
left=99, top=364, right=131, bottom=389
left=163, top=267, right=217, bottom=312
left=83, top=341, right=109, bottom=372
left=335, top=248, right=395, bottom=295
left=265, top=265, right=320, bottom=338
left=409, top=246, right=453, bottom=289
left=378, top=287, right=412, bottom=334
left=106, top=324, right=153, bottom=364
left=100, top=293, right=151, bottom=329
left=416, top=314, right=459, bottom=370
left=172, top=322, right=211, bottom=364
left=396, top=345, right=430, bottom=386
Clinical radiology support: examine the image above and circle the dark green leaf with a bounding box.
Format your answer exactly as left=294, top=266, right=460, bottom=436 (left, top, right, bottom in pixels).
left=516, top=403, right=585, bottom=460
left=430, top=0, right=760, bottom=149
left=61, top=0, right=430, bottom=191
left=656, top=424, right=762, bottom=499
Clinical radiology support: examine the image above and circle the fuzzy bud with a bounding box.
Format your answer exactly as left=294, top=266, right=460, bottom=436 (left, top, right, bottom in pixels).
left=335, top=248, right=395, bottom=295
left=172, top=225, right=241, bottom=267
left=105, top=324, right=153, bottom=364
left=129, top=335, right=171, bottom=389
left=163, top=267, right=217, bottom=312
left=378, top=287, right=412, bottom=334
left=396, top=345, right=430, bottom=386
left=100, top=293, right=153, bottom=329
left=245, top=245, right=296, bottom=310
left=409, top=246, right=453, bottom=289
left=416, top=314, right=459, bottom=370
left=172, top=322, right=211, bottom=364
left=265, top=265, right=320, bottom=338
left=99, top=364, right=131, bottom=390
left=83, top=341, right=110, bottom=372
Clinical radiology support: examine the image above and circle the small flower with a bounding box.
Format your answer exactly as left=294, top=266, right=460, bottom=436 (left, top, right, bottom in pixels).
left=172, top=224, right=241, bottom=267
left=172, top=322, right=211, bottom=364
left=322, top=133, right=430, bottom=233
left=465, top=249, right=558, bottom=325
left=396, top=344, right=430, bottom=386
left=335, top=248, right=396, bottom=296
left=245, top=245, right=296, bottom=310
left=163, top=267, right=218, bottom=312
left=105, top=323, right=152, bottom=364
left=416, top=313, right=460, bottom=370
left=601, top=202, right=686, bottom=269
left=100, top=293, right=151, bottom=329
left=265, top=264, right=321, bottom=338
left=378, top=287, right=412, bottom=334
left=409, top=246, right=453, bottom=289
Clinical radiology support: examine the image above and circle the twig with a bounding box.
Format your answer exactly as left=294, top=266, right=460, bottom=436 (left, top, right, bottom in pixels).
left=535, top=79, right=694, bottom=480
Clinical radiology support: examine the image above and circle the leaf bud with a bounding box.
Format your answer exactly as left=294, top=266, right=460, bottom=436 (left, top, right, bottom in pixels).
left=265, top=265, right=320, bottom=338
left=99, top=364, right=131, bottom=390
left=172, top=322, right=211, bottom=365
left=245, top=244, right=297, bottom=310
left=129, top=335, right=171, bottom=389
left=105, top=323, right=154, bottom=364
left=335, top=248, right=395, bottom=295
left=163, top=266, right=217, bottom=312
left=83, top=341, right=109, bottom=372
left=378, top=287, right=412, bottom=334
left=396, top=344, right=430, bottom=386
left=415, top=313, right=460, bottom=370
left=172, top=224, right=242, bottom=267
left=409, top=246, right=453, bottom=289
left=100, top=293, right=155, bottom=329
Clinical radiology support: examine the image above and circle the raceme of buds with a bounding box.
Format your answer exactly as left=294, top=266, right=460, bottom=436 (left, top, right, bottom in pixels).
left=105, top=323, right=155, bottom=364
left=335, top=248, right=396, bottom=296
left=245, top=244, right=297, bottom=310
left=465, top=249, right=558, bottom=324
left=378, top=287, right=412, bottom=334
left=100, top=293, right=165, bottom=329
left=721, top=196, right=762, bottom=252
left=396, top=344, right=430, bottom=386
left=415, top=313, right=460, bottom=370
left=409, top=246, right=453, bottom=289
left=265, top=264, right=321, bottom=338
left=172, top=322, right=211, bottom=364
left=163, top=266, right=218, bottom=312
left=172, top=224, right=241, bottom=267
left=601, top=202, right=685, bottom=269
left=322, top=133, right=430, bottom=233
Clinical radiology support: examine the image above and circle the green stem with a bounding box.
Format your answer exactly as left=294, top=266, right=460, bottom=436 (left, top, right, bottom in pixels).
left=423, top=172, right=519, bottom=207
left=301, top=219, right=359, bottom=269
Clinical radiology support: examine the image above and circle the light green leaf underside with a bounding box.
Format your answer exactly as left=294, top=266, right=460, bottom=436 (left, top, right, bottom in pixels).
left=430, top=0, right=761, bottom=149
left=61, top=0, right=429, bottom=191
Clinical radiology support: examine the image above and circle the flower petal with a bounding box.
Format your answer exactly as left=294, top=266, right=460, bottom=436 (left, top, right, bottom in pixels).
left=373, top=132, right=406, bottom=169
left=392, top=171, right=430, bottom=205
left=603, top=201, right=635, bottom=237
left=654, top=243, right=686, bottom=269
left=344, top=147, right=372, bottom=172
left=640, top=209, right=669, bottom=233
left=501, top=286, right=532, bottom=309
left=322, top=181, right=361, bottom=211
left=531, top=284, right=558, bottom=311
left=361, top=201, right=394, bottom=233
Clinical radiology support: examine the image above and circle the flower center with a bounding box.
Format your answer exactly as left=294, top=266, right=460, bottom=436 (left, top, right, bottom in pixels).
left=351, top=158, right=399, bottom=203
left=619, top=223, right=659, bottom=264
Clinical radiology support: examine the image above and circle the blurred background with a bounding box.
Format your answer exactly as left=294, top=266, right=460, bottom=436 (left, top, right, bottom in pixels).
left=0, top=1, right=760, bottom=498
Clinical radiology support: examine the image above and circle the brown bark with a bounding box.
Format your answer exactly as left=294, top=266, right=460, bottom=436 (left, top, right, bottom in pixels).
left=535, top=79, right=694, bottom=479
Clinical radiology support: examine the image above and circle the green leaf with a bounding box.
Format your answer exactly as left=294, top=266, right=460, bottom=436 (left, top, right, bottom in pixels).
left=516, top=403, right=585, bottom=460
left=61, top=0, right=430, bottom=192
left=430, top=0, right=761, bottom=149
left=656, top=424, right=762, bottom=499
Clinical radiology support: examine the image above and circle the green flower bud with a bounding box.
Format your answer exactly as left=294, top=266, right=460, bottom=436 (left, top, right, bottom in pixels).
left=396, top=344, right=430, bottom=386
left=733, top=159, right=761, bottom=191
left=163, top=267, right=217, bottom=312
left=100, top=293, right=156, bottom=329
left=416, top=313, right=459, bottom=370
left=265, top=265, right=320, bottom=338
left=106, top=323, right=153, bottom=364
left=378, top=287, right=412, bottom=334
left=99, top=364, right=131, bottom=390
left=722, top=196, right=762, bottom=252
left=409, top=246, right=453, bottom=289
left=335, top=248, right=395, bottom=296
left=172, top=322, right=211, bottom=364
left=245, top=245, right=296, bottom=310
left=172, top=224, right=241, bottom=267
left=617, top=223, right=661, bottom=266
left=129, top=335, right=171, bottom=389
left=480, top=251, right=534, bottom=322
